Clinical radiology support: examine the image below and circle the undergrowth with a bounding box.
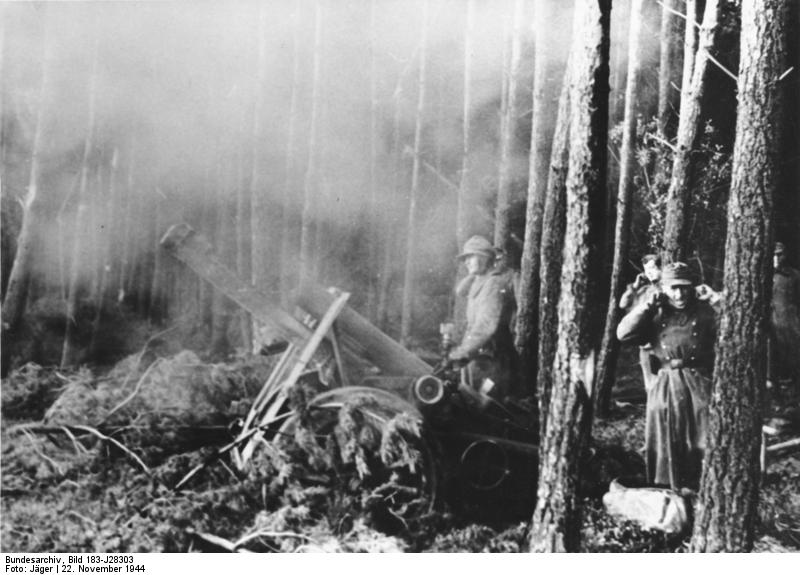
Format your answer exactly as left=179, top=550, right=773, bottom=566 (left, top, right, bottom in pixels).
left=2, top=352, right=799, bottom=552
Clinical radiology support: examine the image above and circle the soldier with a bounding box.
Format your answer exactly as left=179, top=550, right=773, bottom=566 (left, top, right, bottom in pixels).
left=448, top=235, right=518, bottom=399
left=619, top=254, right=662, bottom=311
left=617, top=262, right=718, bottom=490
left=769, top=242, right=800, bottom=393
left=619, top=255, right=663, bottom=389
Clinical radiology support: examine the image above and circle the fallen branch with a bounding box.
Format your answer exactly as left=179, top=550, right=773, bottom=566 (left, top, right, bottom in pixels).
left=19, top=428, right=64, bottom=475
left=233, top=530, right=314, bottom=550
left=185, top=528, right=252, bottom=553
left=71, top=425, right=151, bottom=476
left=102, top=358, right=163, bottom=424
left=60, top=425, right=89, bottom=455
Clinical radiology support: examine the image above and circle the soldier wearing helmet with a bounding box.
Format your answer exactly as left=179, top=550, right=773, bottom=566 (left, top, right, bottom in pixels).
left=448, top=235, right=518, bottom=399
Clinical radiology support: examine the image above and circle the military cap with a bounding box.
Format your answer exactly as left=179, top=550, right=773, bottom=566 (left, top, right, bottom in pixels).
left=661, top=262, right=693, bottom=287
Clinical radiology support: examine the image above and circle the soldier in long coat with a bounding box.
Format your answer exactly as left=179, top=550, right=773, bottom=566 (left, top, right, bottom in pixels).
left=619, top=254, right=662, bottom=389
left=449, top=235, right=518, bottom=399
left=617, top=262, right=718, bottom=490
left=769, top=242, right=800, bottom=393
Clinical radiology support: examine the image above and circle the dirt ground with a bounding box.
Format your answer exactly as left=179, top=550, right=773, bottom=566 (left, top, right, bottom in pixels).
left=1, top=347, right=799, bottom=553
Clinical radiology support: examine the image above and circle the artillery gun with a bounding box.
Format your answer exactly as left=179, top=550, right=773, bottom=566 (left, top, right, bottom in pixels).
left=161, top=224, right=537, bottom=516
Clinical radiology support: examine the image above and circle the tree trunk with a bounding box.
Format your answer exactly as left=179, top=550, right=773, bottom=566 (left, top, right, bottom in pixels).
left=299, top=0, right=323, bottom=288
left=494, top=0, right=525, bottom=248
left=0, top=4, right=6, bottom=176
left=376, top=66, right=408, bottom=332
left=656, top=0, right=684, bottom=141
left=399, top=0, right=429, bottom=346
left=595, top=0, right=645, bottom=417
left=516, top=0, right=562, bottom=393
left=90, top=149, right=118, bottom=356
left=661, top=0, right=722, bottom=263
left=1, top=10, right=52, bottom=346
left=536, top=75, right=571, bottom=443
left=690, top=0, right=787, bottom=552
left=457, top=0, right=475, bottom=249
left=365, top=0, right=381, bottom=321
left=250, top=3, right=269, bottom=292
left=530, top=0, right=610, bottom=553
left=118, top=139, right=136, bottom=301
left=279, top=0, right=302, bottom=305
left=312, top=27, right=330, bottom=284
left=62, top=27, right=100, bottom=368
left=235, top=96, right=253, bottom=351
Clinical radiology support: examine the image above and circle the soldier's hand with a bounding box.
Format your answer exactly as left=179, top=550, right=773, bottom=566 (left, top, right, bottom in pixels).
left=646, top=291, right=662, bottom=310
left=633, top=273, right=647, bottom=289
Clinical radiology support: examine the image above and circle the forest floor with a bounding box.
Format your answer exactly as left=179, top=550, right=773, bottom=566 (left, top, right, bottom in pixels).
left=1, top=346, right=799, bottom=553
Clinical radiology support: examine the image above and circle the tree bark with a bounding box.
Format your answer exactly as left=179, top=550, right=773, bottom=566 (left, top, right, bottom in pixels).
left=399, top=0, right=429, bottom=346
left=656, top=0, right=684, bottom=141
left=494, top=0, right=525, bottom=248
left=595, top=0, right=645, bottom=417
left=690, top=0, right=787, bottom=552
left=661, top=0, right=723, bottom=263
left=536, top=75, right=571, bottom=443
left=516, top=0, right=562, bottom=392
left=530, top=0, right=610, bottom=553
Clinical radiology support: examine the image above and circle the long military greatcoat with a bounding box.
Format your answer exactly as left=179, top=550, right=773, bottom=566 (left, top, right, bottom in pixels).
left=619, top=280, right=662, bottom=389
left=770, top=265, right=800, bottom=386
left=453, top=270, right=518, bottom=398
left=617, top=298, right=717, bottom=490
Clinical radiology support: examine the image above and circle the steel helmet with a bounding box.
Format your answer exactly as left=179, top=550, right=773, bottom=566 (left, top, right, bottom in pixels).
left=458, top=235, right=495, bottom=260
